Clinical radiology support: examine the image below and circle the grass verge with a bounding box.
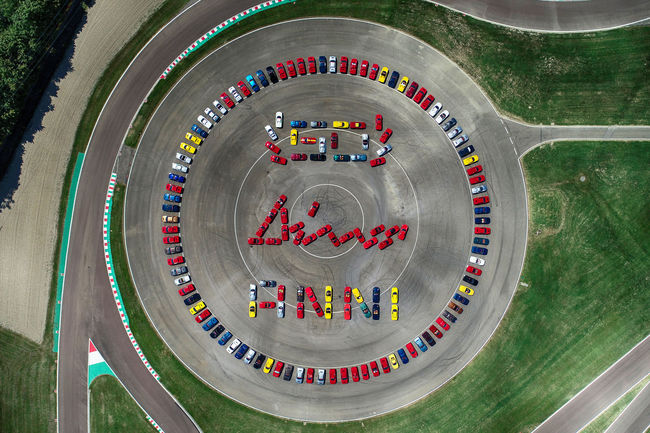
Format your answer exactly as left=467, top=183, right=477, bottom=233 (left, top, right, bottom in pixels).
left=89, top=375, right=157, bottom=433
left=108, top=140, right=650, bottom=432
left=125, top=0, right=650, bottom=149
left=580, top=374, right=650, bottom=433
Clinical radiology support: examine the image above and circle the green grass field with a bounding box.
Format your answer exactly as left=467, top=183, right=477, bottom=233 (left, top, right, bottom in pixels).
left=581, top=374, right=649, bottom=433
left=125, top=0, right=650, bottom=149
left=97, top=141, right=650, bottom=432
left=89, top=376, right=157, bottom=433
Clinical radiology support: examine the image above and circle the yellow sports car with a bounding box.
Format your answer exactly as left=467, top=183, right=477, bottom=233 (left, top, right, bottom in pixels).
left=391, top=304, right=399, bottom=321
left=184, top=132, right=202, bottom=145
left=378, top=67, right=389, bottom=83
left=333, top=121, right=349, bottom=129
left=324, top=303, right=332, bottom=319
left=391, top=287, right=398, bottom=304
left=325, top=286, right=333, bottom=303
left=290, top=129, right=298, bottom=145
left=388, top=353, right=399, bottom=370
left=397, top=77, right=409, bottom=92
left=249, top=301, right=256, bottom=318
left=180, top=142, right=196, bottom=154
left=352, top=288, right=363, bottom=303
left=263, top=357, right=274, bottom=373
left=189, top=301, right=205, bottom=315
left=463, top=155, right=479, bottom=166
left=458, top=285, right=475, bottom=296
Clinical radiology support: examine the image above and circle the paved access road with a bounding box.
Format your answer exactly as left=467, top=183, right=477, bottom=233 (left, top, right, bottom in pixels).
left=125, top=18, right=528, bottom=422
left=533, top=336, right=650, bottom=433
left=433, top=0, right=650, bottom=32
left=57, top=1, right=261, bottom=432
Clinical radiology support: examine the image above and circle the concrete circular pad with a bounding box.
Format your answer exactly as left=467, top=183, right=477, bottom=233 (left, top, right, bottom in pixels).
left=125, top=18, right=528, bottom=421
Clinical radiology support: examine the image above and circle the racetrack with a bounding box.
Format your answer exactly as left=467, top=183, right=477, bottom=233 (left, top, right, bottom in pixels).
left=124, top=18, right=528, bottom=422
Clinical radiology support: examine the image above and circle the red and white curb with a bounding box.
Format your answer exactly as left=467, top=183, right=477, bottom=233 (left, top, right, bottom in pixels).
left=102, top=173, right=160, bottom=381
left=145, top=415, right=165, bottom=432
left=161, top=0, right=291, bottom=78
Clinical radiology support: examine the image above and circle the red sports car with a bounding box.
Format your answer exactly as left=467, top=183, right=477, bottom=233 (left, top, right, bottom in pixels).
left=274, top=194, right=287, bottom=209
left=344, top=303, right=351, bottom=320
left=265, top=238, right=281, bottom=245
left=297, top=57, right=306, bottom=75
left=329, top=368, right=337, bottom=384
left=290, top=153, right=308, bottom=161
left=297, top=302, right=304, bottom=319
left=305, top=286, right=317, bottom=303
left=330, top=132, right=338, bottom=149
left=163, top=236, right=180, bottom=244
left=413, top=87, right=427, bottom=104
left=398, top=224, right=409, bottom=241
left=340, top=367, right=349, bottom=384
left=466, top=265, right=482, bottom=276
left=467, top=164, right=483, bottom=175
left=370, top=224, right=385, bottom=236
left=307, top=56, right=316, bottom=74
left=195, top=309, right=211, bottom=323
left=350, top=121, right=366, bottom=129
left=375, top=114, right=383, bottom=131
left=405, top=82, right=418, bottom=98
left=281, top=225, right=289, bottom=241
left=293, top=230, right=305, bottom=245
left=300, top=137, right=317, bottom=144
left=363, top=237, right=378, bottom=249
left=178, top=283, right=195, bottom=296
left=256, top=221, right=269, bottom=237
left=380, top=357, right=390, bottom=373
left=406, top=342, right=418, bottom=358
left=370, top=361, right=380, bottom=377
left=420, top=94, right=435, bottom=110
left=369, top=63, right=379, bottom=80
left=312, top=301, right=324, bottom=317
left=385, top=225, right=400, bottom=237
left=167, top=256, right=184, bottom=266
left=361, top=363, right=371, bottom=380
left=316, top=224, right=332, bottom=237
left=248, top=237, right=263, bottom=245
left=280, top=207, right=288, bottom=224
left=265, top=208, right=278, bottom=224
left=339, top=231, right=354, bottom=244
left=344, top=286, right=352, bottom=303
left=306, top=368, right=314, bottom=383
left=166, top=183, right=183, bottom=193
left=469, top=175, right=486, bottom=185
left=429, top=324, right=444, bottom=338
left=162, top=226, right=179, bottom=234
left=328, top=231, right=340, bottom=247
left=436, top=317, right=451, bottom=330
left=286, top=60, right=297, bottom=78
left=473, top=195, right=490, bottom=205
left=353, top=227, right=365, bottom=243
left=289, top=221, right=304, bottom=233
left=220, top=92, right=235, bottom=108
left=259, top=301, right=276, bottom=309
left=378, top=238, right=393, bottom=250
left=379, top=128, right=393, bottom=144
left=237, top=80, right=251, bottom=97
left=265, top=141, right=281, bottom=154
left=340, top=56, right=348, bottom=73
left=307, top=201, right=319, bottom=217
left=302, top=233, right=317, bottom=246
left=350, top=58, right=358, bottom=75
left=270, top=155, right=287, bottom=165
left=277, top=285, right=285, bottom=301
left=275, top=62, right=287, bottom=80
left=359, top=60, right=369, bottom=77
left=350, top=365, right=359, bottom=382
left=475, top=227, right=491, bottom=235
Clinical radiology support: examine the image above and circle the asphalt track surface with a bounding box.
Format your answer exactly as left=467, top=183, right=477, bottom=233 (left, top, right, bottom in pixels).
left=56, top=0, right=650, bottom=431
left=433, top=0, right=650, bottom=32
left=124, top=18, right=528, bottom=422
left=57, top=1, right=260, bottom=432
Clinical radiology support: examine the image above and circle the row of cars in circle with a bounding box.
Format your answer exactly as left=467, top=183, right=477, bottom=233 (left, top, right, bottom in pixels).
left=248, top=281, right=400, bottom=321
left=160, top=55, right=492, bottom=383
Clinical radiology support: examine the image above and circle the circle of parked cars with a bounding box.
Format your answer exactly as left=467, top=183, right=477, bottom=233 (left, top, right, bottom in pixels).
left=158, top=54, right=492, bottom=385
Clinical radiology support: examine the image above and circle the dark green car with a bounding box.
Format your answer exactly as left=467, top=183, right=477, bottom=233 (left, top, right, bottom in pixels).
left=359, top=302, right=372, bottom=318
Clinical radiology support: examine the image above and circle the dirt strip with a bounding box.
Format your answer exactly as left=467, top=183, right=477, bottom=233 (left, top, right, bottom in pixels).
left=0, top=0, right=164, bottom=343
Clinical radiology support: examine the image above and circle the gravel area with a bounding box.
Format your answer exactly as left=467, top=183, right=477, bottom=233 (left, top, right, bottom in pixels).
left=0, top=0, right=165, bottom=343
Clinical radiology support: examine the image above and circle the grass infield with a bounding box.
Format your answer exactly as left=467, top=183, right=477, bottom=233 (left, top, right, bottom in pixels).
left=102, top=140, right=650, bottom=432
